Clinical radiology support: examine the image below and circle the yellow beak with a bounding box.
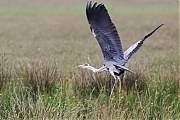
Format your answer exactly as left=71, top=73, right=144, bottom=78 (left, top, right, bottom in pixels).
left=77, top=65, right=83, bottom=68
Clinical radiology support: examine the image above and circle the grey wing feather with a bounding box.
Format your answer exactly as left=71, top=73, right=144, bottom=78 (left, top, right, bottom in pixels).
left=86, top=1, right=124, bottom=63
left=124, top=24, right=164, bottom=61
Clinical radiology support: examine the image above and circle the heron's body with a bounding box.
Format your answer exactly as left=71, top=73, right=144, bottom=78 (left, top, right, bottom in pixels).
left=78, top=1, right=163, bottom=97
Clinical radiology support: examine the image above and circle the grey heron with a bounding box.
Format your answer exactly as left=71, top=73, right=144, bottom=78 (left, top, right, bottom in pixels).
left=78, top=1, right=163, bottom=97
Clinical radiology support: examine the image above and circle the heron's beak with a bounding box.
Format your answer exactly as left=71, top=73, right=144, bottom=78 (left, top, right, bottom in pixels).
left=77, top=65, right=83, bottom=68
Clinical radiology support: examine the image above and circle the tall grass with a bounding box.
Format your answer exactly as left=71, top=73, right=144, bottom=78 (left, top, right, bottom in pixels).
left=0, top=54, right=179, bottom=119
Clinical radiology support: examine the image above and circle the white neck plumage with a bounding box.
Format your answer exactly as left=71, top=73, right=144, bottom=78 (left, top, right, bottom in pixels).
left=85, top=65, right=106, bottom=73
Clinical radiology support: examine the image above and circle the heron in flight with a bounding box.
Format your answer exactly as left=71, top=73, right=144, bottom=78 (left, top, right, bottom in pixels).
left=78, top=1, right=163, bottom=97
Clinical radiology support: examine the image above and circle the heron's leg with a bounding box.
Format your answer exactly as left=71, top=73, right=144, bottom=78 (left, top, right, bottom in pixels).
left=110, top=71, right=117, bottom=98
left=123, top=64, right=128, bottom=83
left=117, top=76, right=121, bottom=99
left=110, top=76, right=118, bottom=98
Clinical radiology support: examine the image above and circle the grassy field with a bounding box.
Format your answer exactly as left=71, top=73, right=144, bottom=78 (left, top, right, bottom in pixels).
left=0, top=0, right=179, bottom=119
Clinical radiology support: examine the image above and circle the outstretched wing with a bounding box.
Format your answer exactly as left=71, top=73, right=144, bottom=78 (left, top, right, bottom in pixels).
left=124, top=24, right=164, bottom=61
left=86, top=1, right=124, bottom=63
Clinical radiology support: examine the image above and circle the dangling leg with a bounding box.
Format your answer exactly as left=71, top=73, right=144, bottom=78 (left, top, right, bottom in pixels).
left=123, top=64, right=128, bottom=82
left=122, top=65, right=128, bottom=95
left=110, top=71, right=117, bottom=98
left=110, top=76, right=118, bottom=98
left=117, top=76, right=121, bottom=100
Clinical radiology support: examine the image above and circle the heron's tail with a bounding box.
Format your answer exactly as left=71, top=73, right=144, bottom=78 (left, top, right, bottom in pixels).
left=114, top=64, right=135, bottom=73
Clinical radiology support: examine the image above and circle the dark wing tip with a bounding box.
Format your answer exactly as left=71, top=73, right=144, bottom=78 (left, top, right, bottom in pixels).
left=144, top=24, right=164, bottom=39
left=86, top=1, right=104, bottom=11
left=86, top=1, right=108, bottom=23
left=92, top=2, right=98, bottom=9
left=86, top=1, right=92, bottom=13
left=158, top=24, right=164, bottom=28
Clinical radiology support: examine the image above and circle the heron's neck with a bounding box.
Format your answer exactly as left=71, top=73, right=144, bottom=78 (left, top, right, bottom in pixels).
left=86, top=66, right=106, bottom=73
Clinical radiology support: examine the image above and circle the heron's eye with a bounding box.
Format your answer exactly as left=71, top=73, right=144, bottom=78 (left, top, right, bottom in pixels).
left=84, top=63, right=89, bottom=66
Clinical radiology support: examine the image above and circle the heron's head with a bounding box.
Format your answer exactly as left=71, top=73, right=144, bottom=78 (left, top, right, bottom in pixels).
left=77, top=63, right=90, bottom=68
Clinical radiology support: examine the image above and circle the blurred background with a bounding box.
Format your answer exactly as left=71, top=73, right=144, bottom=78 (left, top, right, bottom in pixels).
left=0, top=0, right=178, bottom=71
